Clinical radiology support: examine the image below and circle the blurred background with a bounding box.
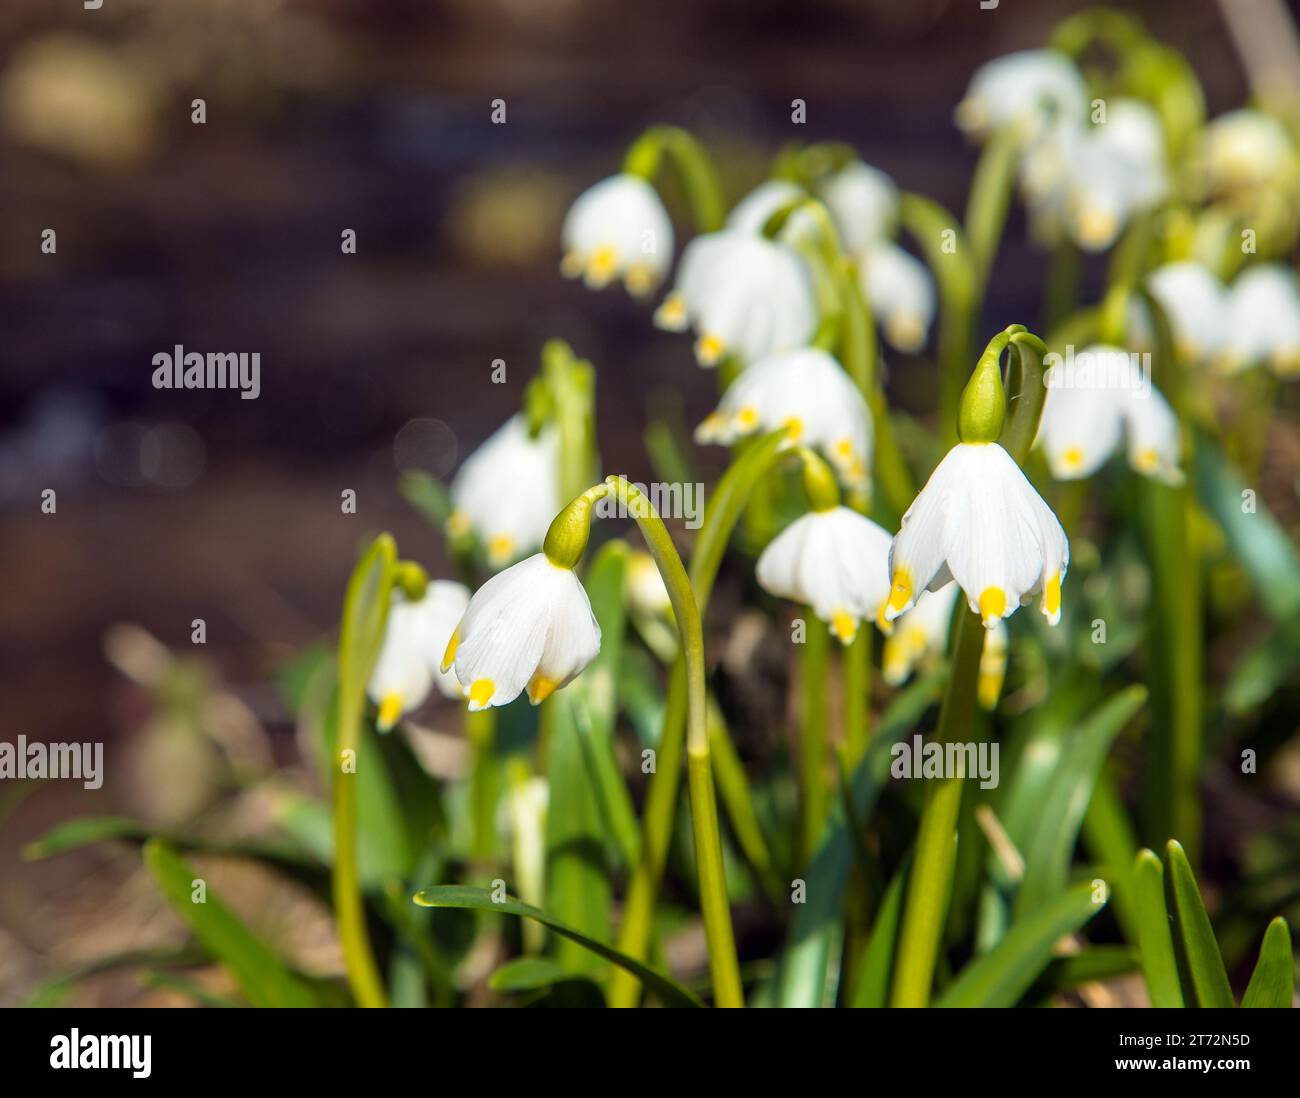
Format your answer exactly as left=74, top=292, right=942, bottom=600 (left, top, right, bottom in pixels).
left=1, top=0, right=1296, bottom=1005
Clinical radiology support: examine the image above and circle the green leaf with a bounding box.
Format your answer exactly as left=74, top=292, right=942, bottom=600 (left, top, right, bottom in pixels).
left=544, top=691, right=613, bottom=974
left=935, top=882, right=1106, bottom=1008
left=489, top=957, right=586, bottom=993
left=1031, top=946, right=1138, bottom=998
left=851, top=851, right=912, bottom=1008
left=413, top=886, right=703, bottom=1007
left=773, top=670, right=945, bottom=1007
left=1242, top=917, right=1294, bottom=1008
left=142, top=840, right=319, bottom=1008
left=1164, top=839, right=1235, bottom=1007
left=399, top=469, right=453, bottom=529
left=1016, top=686, right=1146, bottom=919
left=1134, top=848, right=1185, bottom=1008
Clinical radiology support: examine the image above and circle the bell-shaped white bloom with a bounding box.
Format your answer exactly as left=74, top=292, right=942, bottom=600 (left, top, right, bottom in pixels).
left=756, top=505, right=893, bottom=644
left=694, top=348, right=873, bottom=492
left=561, top=174, right=674, bottom=297
left=1221, top=265, right=1300, bottom=377
left=1131, top=261, right=1229, bottom=363
left=885, top=442, right=1069, bottom=629
left=653, top=230, right=817, bottom=368
left=955, top=49, right=1087, bottom=142
left=449, top=415, right=561, bottom=567
left=444, top=553, right=601, bottom=711
left=881, top=583, right=958, bottom=686
left=726, top=179, right=809, bottom=236
left=858, top=242, right=936, bottom=352
left=625, top=549, right=672, bottom=618
left=1198, top=109, right=1299, bottom=196
left=368, top=580, right=471, bottom=731
left=1037, top=345, right=1182, bottom=483
left=817, top=161, right=898, bottom=252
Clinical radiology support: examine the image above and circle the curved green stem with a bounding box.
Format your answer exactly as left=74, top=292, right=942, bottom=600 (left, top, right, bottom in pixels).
left=333, top=534, right=396, bottom=1009
left=624, top=125, right=726, bottom=234
left=799, top=617, right=831, bottom=864
left=609, top=430, right=787, bottom=1007
left=602, top=476, right=743, bottom=1008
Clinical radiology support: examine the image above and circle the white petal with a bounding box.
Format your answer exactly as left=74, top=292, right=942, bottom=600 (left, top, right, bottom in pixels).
left=816, top=161, right=898, bottom=252
left=859, top=242, right=935, bottom=352
left=956, top=49, right=1087, bottom=141
left=562, top=174, right=674, bottom=291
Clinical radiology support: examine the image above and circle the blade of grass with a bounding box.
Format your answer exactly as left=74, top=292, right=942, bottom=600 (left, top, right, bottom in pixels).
left=1164, top=839, right=1234, bottom=1007
left=1241, top=917, right=1294, bottom=1008
left=1133, top=848, right=1185, bottom=1007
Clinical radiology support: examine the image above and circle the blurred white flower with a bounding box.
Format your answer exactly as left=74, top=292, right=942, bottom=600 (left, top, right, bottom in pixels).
left=884, top=442, right=1069, bottom=628
left=882, top=583, right=957, bottom=686
left=368, top=580, right=471, bottom=730
left=726, top=179, right=808, bottom=236
left=653, top=230, right=817, bottom=368
left=445, top=553, right=601, bottom=711
left=1198, top=109, right=1299, bottom=197
left=955, top=49, right=1087, bottom=142
left=449, top=415, right=561, bottom=567
left=561, top=174, right=674, bottom=296
left=756, top=505, right=894, bottom=644
left=1037, top=344, right=1182, bottom=484
left=1221, top=265, right=1300, bottom=377
left=625, top=549, right=672, bottom=618
left=1132, top=260, right=1229, bottom=363
left=694, top=347, right=873, bottom=492
left=817, top=161, right=899, bottom=252
left=858, top=241, right=936, bottom=352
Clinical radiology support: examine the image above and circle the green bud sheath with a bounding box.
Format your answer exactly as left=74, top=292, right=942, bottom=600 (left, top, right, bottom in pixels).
left=796, top=447, right=841, bottom=512
left=958, top=325, right=1020, bottom=443
left=543, top=485, right=608, bottom=569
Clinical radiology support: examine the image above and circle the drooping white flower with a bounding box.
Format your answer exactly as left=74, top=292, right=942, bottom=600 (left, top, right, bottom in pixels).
left=368, top=580, right=471, bottom=730
left=1198, top=109, right=1299, bottom=197
left=1037, top=344, right=1182, bottom=483
left=694, top=347, right=873, bottom=492
left=726, top=179, right=808, bottom=236
left=955, top=49, right=1087, bottom=142
left=1220, top=265, right=1300, bottom=377
left=858, top=241, right=936, bottom=352
left=444, top=553, right=601, bottom=711
left=756, top=505, right=893, bottom=644
left=449, top=415, right=561, bottom=567
left=884, top=442, right=1070, bottom=629
left=653, top=230, right=817, bottom=368
left=881, top=583, right=958, bottom=686
left=561, top=173, right=674, bottom=297
left=1131, top=261, right=1229, bottom=363
left=816, top=161, right=899, bottom=252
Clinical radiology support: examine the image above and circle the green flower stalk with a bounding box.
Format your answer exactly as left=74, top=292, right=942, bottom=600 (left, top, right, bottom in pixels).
left=623, top=124, right=726, bottom=234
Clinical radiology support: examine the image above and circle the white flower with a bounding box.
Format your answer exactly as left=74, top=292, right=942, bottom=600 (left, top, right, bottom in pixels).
left=368, top=580, right=471, bottom=730
left=653, top=230, right=817, bottom=368
left=756, top=506, right=893, bottom=644
left=884, top=442, right=1069, bottom=629
left=726, top=179, right=808, bottom=236
left=449, top=415, right=561, bottom=567
left=858, top=241, right=936, bottom=352
left=694, top=347, right=872, bottom=492
left=1221, top=265, right=1300, bottom=377
left=881, top=583, right=958, bottom=686
left=561, top=174, right=674, bottom=296
left=955, top=49, right=1087, bottom=142
left=444, top=553, right=601, bottom=711
left=1132, top=261, right=1229, bottom=363
left=1037, top=344, right=1182, bottom=483
left=817, top=161, right=898, bottom=252
left=1198, top=109, right=1298, bottom=196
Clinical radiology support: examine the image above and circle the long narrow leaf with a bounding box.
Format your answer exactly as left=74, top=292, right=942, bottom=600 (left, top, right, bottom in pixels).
left=1133, top=849, right=1184, bottom=1007
left=1164, top=839, right=1234, bottom=1007
left=1241, top=917, right=1294, bottom=1008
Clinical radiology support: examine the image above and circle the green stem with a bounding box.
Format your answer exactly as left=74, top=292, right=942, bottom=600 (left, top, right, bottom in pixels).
left=602, top=476, right=743, bottom=1008
left=609, top=430, right=787, bottom=1007
left=333, top=535, right=396, bottom=1009
left=467, top=709, right=498, bottom=863
left=842, top=628, right=871, bottom=771
left=542, top=340, right=597, bottom=502
left=964, top=126, right=1020, bottom=292
left=624, top=125, right=726, bottom=233
left=800, top=617, right=831, bottom=864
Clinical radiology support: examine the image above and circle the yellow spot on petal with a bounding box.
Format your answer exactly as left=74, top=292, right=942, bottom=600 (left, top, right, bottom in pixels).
left=654, top=293, right=688, bottom=331
left=527, top=675, right=559, bottom=705
left=885, top=567, right=913, bottom=619
left=447, top=510, right=472, bottom=538
left=486, top=533, right=516, bottom=565
left=977, top=668, right=1003, bottom=711
left=834, top=438, right=854, bottom=459
left=735, top=405, right=759, bottom=431
left=830, top=610, right=858, bottom=645
left=978, top=587, right=1007, bottom=627
left=954, top=96, right=988, bottom=134
left=560, top=251, right=585, bottom=279
left=468, top=679, right=495, bottom=711
left=377, top=693, right=403, bottom=731
left=1075, top=206, right=1118, bottom=249
left=1061, top=445, right=1084, bottom=470
left=1042, top=573, right=1062, bottom=625
left=875, top=599, right=894, bottom=636
left=585, top=245, right=618, bottom=288
left=1132, top=447, right=1160, bottom=474
left=783, top=416, right=804, bottom=441
left=696, top=412, right=727, bottom=442
left=886, top=313, right=924, bottom=352
left=440, top=625, right=462, bottom=673
left=624, top=264, right=654, bottom=298
left=696, top=332, right=726, bottom=367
